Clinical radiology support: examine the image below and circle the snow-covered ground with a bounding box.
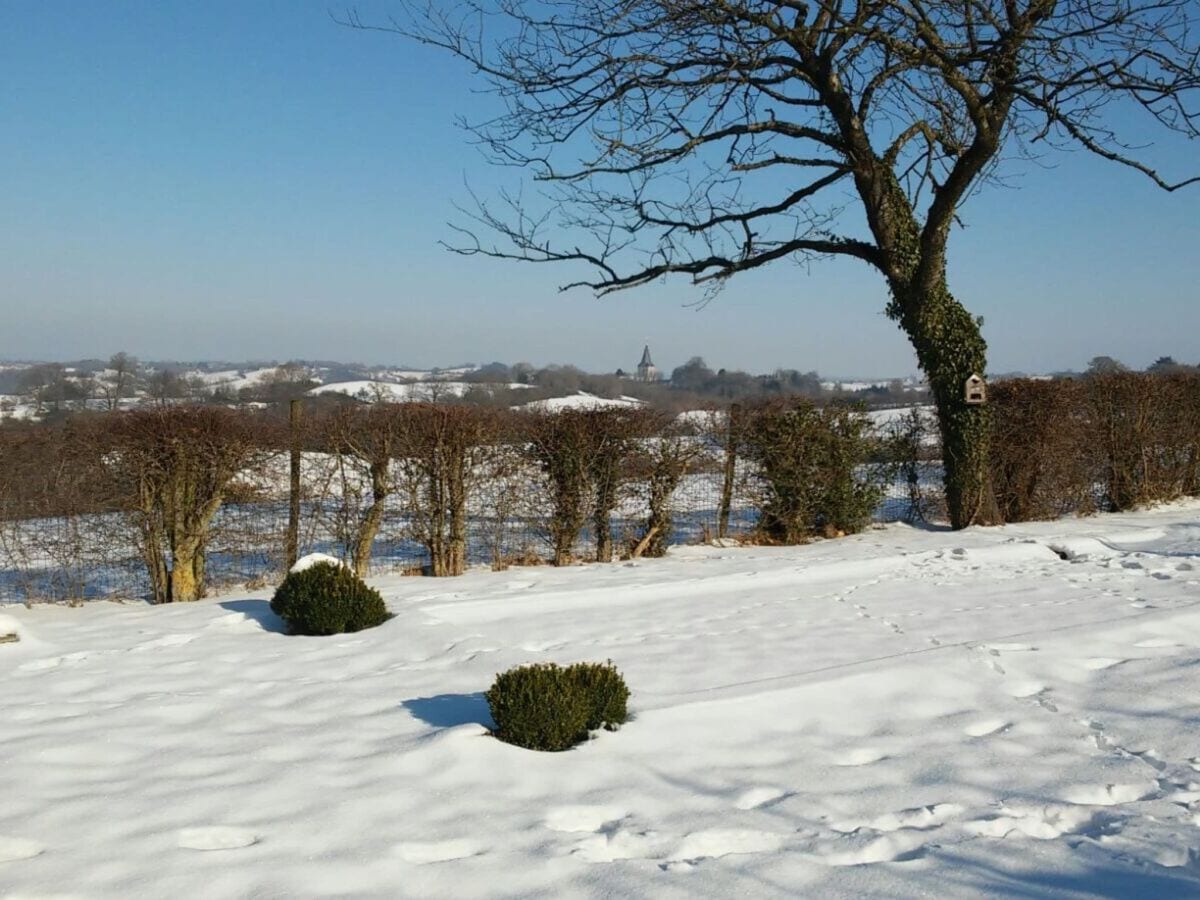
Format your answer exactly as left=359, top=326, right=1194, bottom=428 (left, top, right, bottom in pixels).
left=3, top=503, right=1200, bottom=897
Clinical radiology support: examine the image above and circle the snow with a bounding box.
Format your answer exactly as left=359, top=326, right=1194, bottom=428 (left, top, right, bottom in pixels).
left=865, top=404, right=934, bottom=428
left=2, top=501, right=1200, bottom=896
left=309, top=381, right=531, bottom=402
left=519, top=391, right=645, bottom=412
left=289, top=552, right=346, bottom=574
left=187, top=367, right=282, bottom=391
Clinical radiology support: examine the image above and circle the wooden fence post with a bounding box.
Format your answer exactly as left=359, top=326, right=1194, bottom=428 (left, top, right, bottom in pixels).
left=285, top=398, right=303, bottom=570
left=717, top=404, right=741, bottom=539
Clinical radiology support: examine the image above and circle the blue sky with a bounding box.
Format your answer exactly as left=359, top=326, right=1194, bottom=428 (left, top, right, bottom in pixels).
left=1, top=2, right=1196, bottom=377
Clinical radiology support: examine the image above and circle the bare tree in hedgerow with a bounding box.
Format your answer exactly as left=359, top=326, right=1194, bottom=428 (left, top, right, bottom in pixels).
left=347, top=0, right=1198, bottom=528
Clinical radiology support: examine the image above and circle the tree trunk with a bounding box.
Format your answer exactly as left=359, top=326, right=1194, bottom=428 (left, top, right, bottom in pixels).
left=169, top=536, right=202, bottom=602
left=141, top=520, right=170, bottom=604
left=592, top=463, right=617, bottom=563
left=895, top=281, right=1000, bottom=529
left=445, top=452, right=468, bottom=576
left=352, top=460, right=389, bottom=578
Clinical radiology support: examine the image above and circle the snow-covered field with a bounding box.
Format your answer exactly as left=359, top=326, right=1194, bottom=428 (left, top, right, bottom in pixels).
left=309, top=381, right=533, bottom=402
left=3, top=502, right=1200, bottom=897
left=517, top=391, right=644, bottom=412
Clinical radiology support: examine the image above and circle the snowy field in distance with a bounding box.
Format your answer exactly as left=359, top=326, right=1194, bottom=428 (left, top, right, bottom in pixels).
left=2, top=502, right=1200, bottom=897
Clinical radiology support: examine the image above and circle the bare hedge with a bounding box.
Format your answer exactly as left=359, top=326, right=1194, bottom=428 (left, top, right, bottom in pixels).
left=2, top=399, right=936, bottom=603
left=989, top=373, right=1200, bottom=521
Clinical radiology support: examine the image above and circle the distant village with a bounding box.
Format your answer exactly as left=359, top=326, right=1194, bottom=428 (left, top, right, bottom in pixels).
left=6, top=342, right=1122, bottom=423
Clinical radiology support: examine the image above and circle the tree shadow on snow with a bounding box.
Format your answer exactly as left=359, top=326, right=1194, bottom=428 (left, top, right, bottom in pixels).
left=218, top=599, right=288, bottom=634
left=403, top=693, right=495, bottom=730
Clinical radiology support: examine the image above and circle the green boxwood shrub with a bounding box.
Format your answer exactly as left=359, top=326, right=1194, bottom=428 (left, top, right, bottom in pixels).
left=567, top=661, right=629, bottom=732
left=485, top=660, right=630, bottom=751
left=270, top=562, right=391, bottom=635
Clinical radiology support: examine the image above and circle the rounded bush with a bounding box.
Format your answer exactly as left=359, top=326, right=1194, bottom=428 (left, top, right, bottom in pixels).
left=567, top=661, right=629, bottom=732
left=485, top=660, right=629, bottom=752
left=270, top=562, right=390, bottom=636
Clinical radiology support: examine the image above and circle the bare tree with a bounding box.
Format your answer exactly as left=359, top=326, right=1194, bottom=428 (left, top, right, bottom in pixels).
left=105, top=408, right=274, bottom=603
left=351, top=0, right=1199, bottom=527
left=100, top=352, right=139, bottom=411
left=323, top=403, right=408, bottom=577
left=147, top=368, right=189, bottom=406
left=394, top=404, right=506, bottom=576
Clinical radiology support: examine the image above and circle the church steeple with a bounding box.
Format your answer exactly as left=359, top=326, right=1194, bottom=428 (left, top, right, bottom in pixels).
left=636, top=344, right=658, bottom=382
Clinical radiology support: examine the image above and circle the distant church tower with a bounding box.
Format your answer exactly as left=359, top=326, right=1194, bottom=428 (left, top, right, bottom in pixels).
left=636, top=345, right=659, bottom=382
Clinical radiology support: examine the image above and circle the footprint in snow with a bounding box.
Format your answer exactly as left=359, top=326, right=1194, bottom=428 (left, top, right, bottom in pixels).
left=835, top=748, right=888, bottom=767
left=571, top=828, right=670, bottom=863
left=18, top=657, right=63, bottom=672
left=735, top=787, right=789, bottom=810
left=545, top=806, right=627, bottom=833
left=662, top=829, right=784, bottom=870
left=963, top=804, right=1105, bottom=840
left=177, top=827, right=259, bottom=851
left=132, top=634, right=196, bottom=652
left=17, top=651, right=90, bottom=672
left=964, top=719, right=1010, bottom=738
left=831, top=803, right=964, bottom=835
left=982, top=643, right=1037, bottom=653
left=1059, top=782, right=1159, bottom=806
left=1007, top=681, right=1046, bottom=699
left=815, top=829, right=928, bottom=867
left=395, top=839, right=484, bottom=864
left=0, top=836, right=45, bottom=863
left=1082, top=657, right=1127, bottom=671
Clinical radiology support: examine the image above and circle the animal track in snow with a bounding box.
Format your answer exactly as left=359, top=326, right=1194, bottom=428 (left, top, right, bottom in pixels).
left=395, top=839, right=484, bottom=864
left=0, top=836, right=45, bottom=863
left=176, top=827, right=259, bottom=851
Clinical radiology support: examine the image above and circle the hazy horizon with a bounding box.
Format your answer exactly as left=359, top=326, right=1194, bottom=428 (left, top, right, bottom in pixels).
left=2, top=4, right=1197, bottom=377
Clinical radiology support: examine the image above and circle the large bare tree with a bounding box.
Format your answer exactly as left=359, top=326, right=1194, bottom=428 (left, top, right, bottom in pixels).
left=349, top=0, right=1198, bottom=527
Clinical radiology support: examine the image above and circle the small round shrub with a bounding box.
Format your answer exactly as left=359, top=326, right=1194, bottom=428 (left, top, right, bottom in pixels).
left=485, top=660, right=630, bottom=751
left=486, top=663, right=591, bottom=752
left=270, top=562, right=390, bottom=636
left=566, top=661, right=629, bottom=732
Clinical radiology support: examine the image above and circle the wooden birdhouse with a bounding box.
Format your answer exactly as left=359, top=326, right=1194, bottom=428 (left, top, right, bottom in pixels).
left=964, top=374, right=987, bottom=405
